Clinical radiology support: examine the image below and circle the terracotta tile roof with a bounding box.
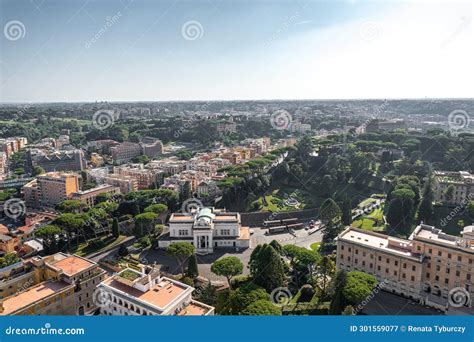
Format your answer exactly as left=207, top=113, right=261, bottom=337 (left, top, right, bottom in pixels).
left=49, top=255, right=95, bottom=276
left=1, top=281, right=70, bottom=315
left=104, top=277, right=187, bottom=309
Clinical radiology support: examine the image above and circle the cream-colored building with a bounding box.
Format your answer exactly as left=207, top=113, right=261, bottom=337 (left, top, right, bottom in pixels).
left=23, top=172, right=80, bottom=208
left=336, top=224, right=473, bottom=310
left=71, top=184, right=120, bottom=207
left=433, top=171, right=474, bottom=205
left=0, top=253, right=106, bottom=315
left=159, top=207, right=250, bottom=254
left=97, top=266, right=214, bottom=316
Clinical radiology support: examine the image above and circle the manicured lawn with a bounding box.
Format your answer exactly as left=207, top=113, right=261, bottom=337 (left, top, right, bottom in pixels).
left=72, top=235, right=127, bottom=257
left=310, top=242, right=321, bottom=252
left=358, top=198, right=376, bottom=208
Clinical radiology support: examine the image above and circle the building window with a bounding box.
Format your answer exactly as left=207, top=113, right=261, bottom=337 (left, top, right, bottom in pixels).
left=411, top=276, right=415, bottom=281
left=438, top=251, right=442, bottom=257
left=412, top=265, right=416, bottom=271
left=426, top=273, right=430, bottom=278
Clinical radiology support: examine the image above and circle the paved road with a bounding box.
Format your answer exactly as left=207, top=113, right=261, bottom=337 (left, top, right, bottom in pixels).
left=361, top=291, right=444, bottom=315
left=142, top=227, right=324, bottom=282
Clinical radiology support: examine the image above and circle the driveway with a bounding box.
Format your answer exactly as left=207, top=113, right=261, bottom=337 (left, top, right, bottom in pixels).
left=142, top=227, right=324, bottom=281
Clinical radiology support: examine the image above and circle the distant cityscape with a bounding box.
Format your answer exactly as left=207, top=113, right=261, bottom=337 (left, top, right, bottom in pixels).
left=0, top=98, right=472, bottom=316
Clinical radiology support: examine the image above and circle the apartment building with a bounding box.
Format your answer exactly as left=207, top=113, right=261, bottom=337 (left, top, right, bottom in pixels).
left=111, top=142, right=142, bottom=164
left=140, top=137, right=163, bottom=159
left=113, top=164, right=158, bottom=190
left=26, top=149, right=86, bottom=173
left=97, top=266, right=214, bottom=316
left=34, top=253, right=107, bottom=315
left=71, top=184, right=120, bottom=207
left=159, top=207, right=250, bottom=254
left=0, top=137, right=27, bottom=159
left=336, top=224, right=474, bottom=310
left=23, top=172, right=80, bottom=208
left=0, top=253, right=106, bottom=315
left=0, top=281, right=75, bottom=315
left=433, top=171, right=474, bottom=205
left=0, top=152, right=6, bottom=178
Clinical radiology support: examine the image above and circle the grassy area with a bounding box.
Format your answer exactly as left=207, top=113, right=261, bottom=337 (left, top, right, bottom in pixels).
left=310, top=242, right=321, bottom=252
left=352, top=204, right=385, bottom=232
left=358, top=198, right=376, bottom=208
left=71, top=235, right=127, bottom=257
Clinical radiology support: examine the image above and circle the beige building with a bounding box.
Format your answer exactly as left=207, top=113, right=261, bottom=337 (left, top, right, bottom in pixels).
left=23, top=172, right=80, bottom=208
left=0, top=253, right=106, bottom=315
left=71, top=184, right=120, bottom=207
left=433, top=171, right=474, bottom=205
left=336, top=224, right=474, bottom=310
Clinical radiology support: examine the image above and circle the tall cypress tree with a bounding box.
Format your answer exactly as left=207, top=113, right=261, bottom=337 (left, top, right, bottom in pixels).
left=418, top=179, right=434, bottom=223
left=253, top=245, right=285, bottom=292
left=342, top=197, right=352, bottom=226
left=112, top=217, right=120, bottom=238
left=187, top=254, right=199, bottom=278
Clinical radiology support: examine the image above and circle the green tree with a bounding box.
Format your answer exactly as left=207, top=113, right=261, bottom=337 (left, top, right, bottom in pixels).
left=166, top=242, right=195, bottom=275
left=118, top=243, right=128, bottom=257
left=341, top=197, right=352, bottom=226
left=252, top=244, right=285, bottom=292
left=35, top=224, right=62, bottom=238
left=342, top=271, right=378, bottom=305
left=186, top=254, right=199, bottom=278
left=329, top=269, right=348, bottom=315
left=342, top=305, right=355, bottom=315
left=317, top=255, right=335, bottom=298
left=32, top=166, right=45, bottom=176
left=386, top=188, right=415, bottom=233
left=134, top=212, right=157, bottom=236
left=418, top=178, right=434, bottom=223
left=112, top=217, right=120, bottom=238
left=57, top=200, right=87, bottom=213
left=211, top=256, right=244, bottom=289
left=241, top=300, right=282, bottom=316
left=444, top=184, right=455, bottom=204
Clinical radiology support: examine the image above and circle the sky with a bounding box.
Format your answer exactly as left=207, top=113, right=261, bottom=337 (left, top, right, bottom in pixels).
left=0, top=0, right=473, bottom=102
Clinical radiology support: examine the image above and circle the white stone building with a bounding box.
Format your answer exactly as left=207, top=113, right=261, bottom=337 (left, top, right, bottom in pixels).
left=96, top=266, right=213, bottom=316
left=159, top=207, right=250, bottom=254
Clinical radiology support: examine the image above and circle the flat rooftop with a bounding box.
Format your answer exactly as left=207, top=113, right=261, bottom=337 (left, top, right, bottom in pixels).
left=1, top=281, right=70, bottom=315
left=339, top=228, right=419, bottom=260
left=49, top=255, right=95, bottom=277
left=177, top=301, right=212, bottom=316
left=414, top=227, right=459, bottom=247
left=104, top=277, right=188, bottom=310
